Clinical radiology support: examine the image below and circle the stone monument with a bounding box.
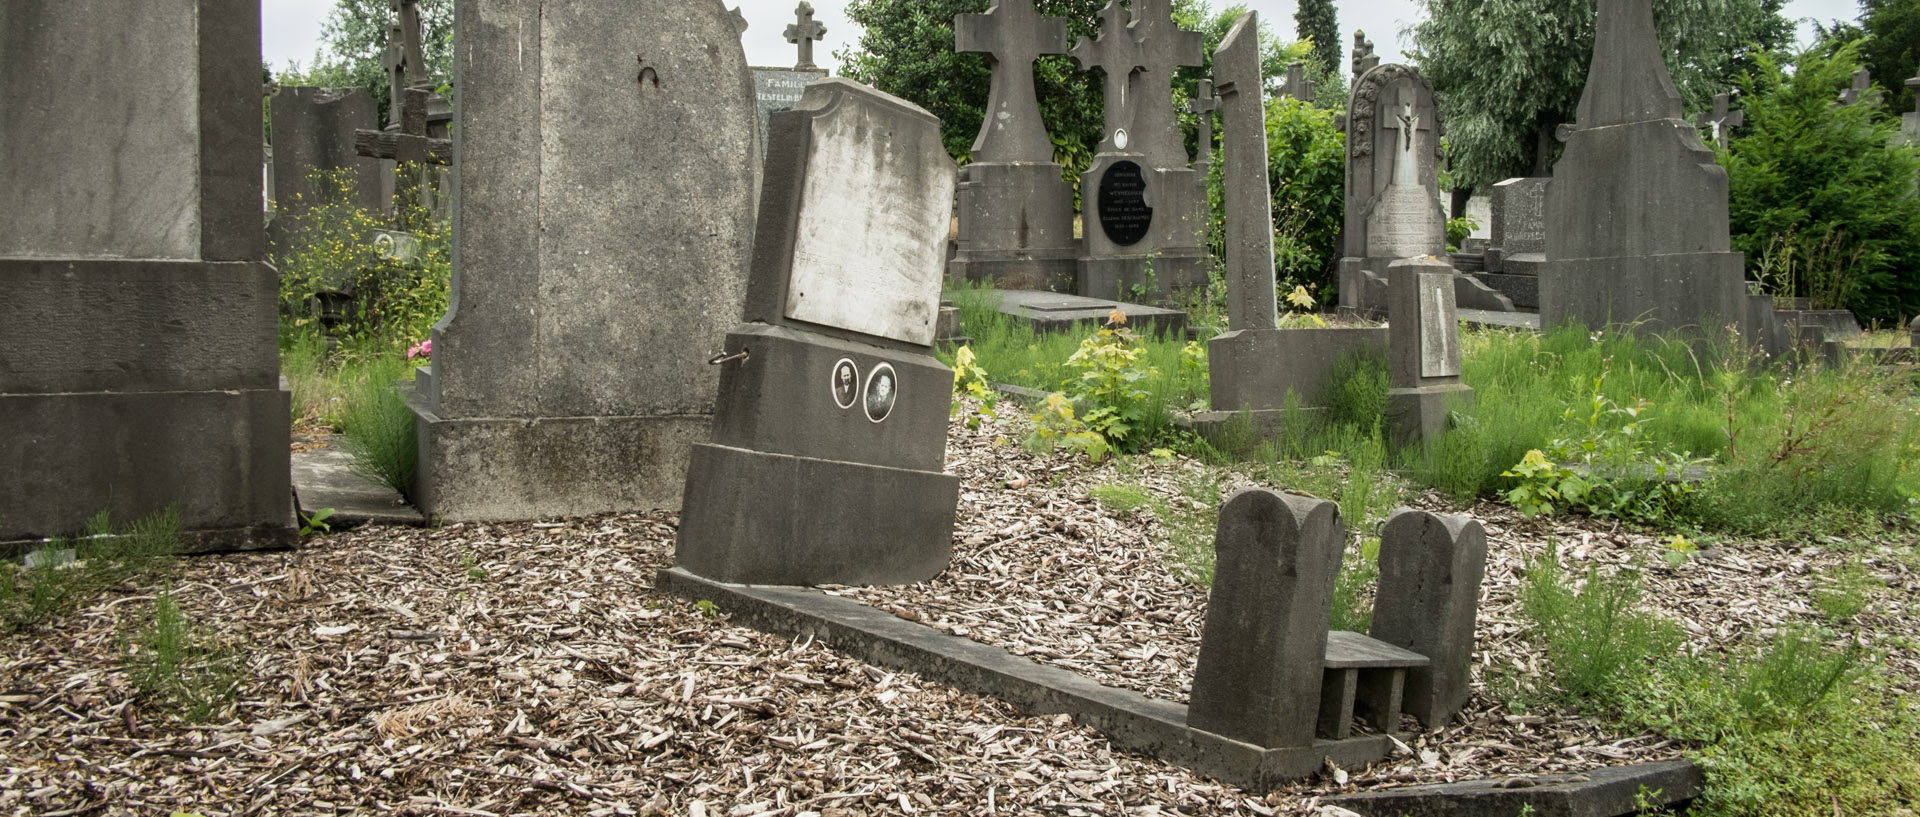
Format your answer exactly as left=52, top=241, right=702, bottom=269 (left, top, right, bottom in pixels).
left=355, top=0, right=452, bottom=221
left=1385, top=256, right=1474, bottom=447
left=675, top=78, right=960, bottom=586
left=1072, top=0, right=1209, bottom=302
left=1370, top=508, right=1489, bottom=730
left=269, top=86, right=384, bottom=236
left=1540, top=0, right=1751, bottom=336
left=946, top=0, right=1081, bottom=292
left=0, top=0, right=294, bottom=551
left=1281, top=61, right=1317, bottom=103
left=1476, top=176, right=1549, bottom=308
left=1695, top=92, right=1744, bottom=150
left=750, top=3, right=831, bottom=150
left=410, top=0, right=760, bottom=519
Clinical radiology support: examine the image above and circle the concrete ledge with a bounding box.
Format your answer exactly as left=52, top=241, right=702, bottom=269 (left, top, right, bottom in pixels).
left=658, top=567, right=1391, bottom=789
left=1325, top=759, right=1703, bottom=817
left=290, top=437, right=428, bottom=528
left=1458, top=308, right=1541, bottom=331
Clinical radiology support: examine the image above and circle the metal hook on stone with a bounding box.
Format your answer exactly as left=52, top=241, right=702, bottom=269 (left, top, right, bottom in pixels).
left=708, top=348, right=749, bottom=365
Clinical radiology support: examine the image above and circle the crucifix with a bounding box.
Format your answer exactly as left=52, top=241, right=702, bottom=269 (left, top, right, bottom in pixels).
left=785, top=2, right=827, bottom=71
left=1185, top=78, right=1220, bottom=167
left=1381, top=85, right=1431, bottom=187
left=1070, top=0, right=1147, bottom=154
left=1838, top=68, right=1880, bottom=107
left=1695, top=92, right=1743, bottom=150
left=1281, top=61, right=1316, bottom=103
left=356, top=0, right=450, bottom=195
left=955, top=0, right=1069, bottom=163
left=1126, top=0, right=1205, bottom=170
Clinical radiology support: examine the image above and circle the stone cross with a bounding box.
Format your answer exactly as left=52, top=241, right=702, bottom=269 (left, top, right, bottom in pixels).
left=1127, top=0, right=1206, bottom=170
left=1352, top=31, right=1379, bottom=79
left=955, top=0, right=1069, bottom=163
left=1215, top=14, right=1276, bottom=332
left=1185, top=78, right=1219, bottom=166
left=785, top=2, right=827, bottom=71
left=1695, top=92, right=1743, bottom=149
left=1381, top=84, right=1432, bottom=186
left=1281, top=61, right=1316, bottom=103
left=1070, top=1, right=1147, bottom=154
left=1839, top=68, right=1880, bottom=107
left=355, top=0, right=450, bottom=166
left=1369, top=508, right=1488, bottom=731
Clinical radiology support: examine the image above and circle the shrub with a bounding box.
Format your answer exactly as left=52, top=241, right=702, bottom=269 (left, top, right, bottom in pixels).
left=1519, top=549, right=1680, bottom=701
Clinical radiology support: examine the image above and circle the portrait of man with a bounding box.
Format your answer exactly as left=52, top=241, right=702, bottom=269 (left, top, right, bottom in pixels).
left=831, top=359, right=859, bottom=409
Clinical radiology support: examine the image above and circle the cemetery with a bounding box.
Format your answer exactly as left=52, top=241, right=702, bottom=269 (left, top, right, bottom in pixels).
left=3, top=0, right=1920, bottom=814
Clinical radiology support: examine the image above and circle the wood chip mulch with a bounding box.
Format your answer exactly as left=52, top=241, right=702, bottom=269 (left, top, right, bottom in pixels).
left=2, top=403, right=1915, bottom=816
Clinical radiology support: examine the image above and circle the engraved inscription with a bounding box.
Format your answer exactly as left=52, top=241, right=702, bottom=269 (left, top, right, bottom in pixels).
left=1097, top=160, right=1153, bottom=246
left=1365, top=185, right=1445, bottom=258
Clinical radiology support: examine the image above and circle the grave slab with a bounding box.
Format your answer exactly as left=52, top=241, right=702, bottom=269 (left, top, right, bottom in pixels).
left=1325, top=760, right=1703, bottom=817
left=290, top=437, right=428, bottom=528
left=989, top=289, right=1187, bottom=338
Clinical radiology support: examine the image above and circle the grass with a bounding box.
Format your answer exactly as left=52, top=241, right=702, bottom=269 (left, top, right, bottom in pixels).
left=124, top=584, right=240, bottom=723
left=336, top=351, right=419, bottom=497
left=0, top=510, right=182, bottom=635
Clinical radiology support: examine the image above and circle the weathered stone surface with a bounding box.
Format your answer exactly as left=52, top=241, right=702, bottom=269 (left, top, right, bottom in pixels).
left=1071, top=1, right=1147, bottom=155
left=1386, top=257, right=1474, bottom=448
left=1207, top=327, right=1388, bottom=416
left=955, top=0, right=1068, bottom=163
left=1338, top=63, right=1451, bottom=318
left=991, top=290, right=1187, bottom=338
left=1370, top=508, right=1488, bottom=729
left=415, top=0, right=759, bottom=519
left=1327, top=760, right=1704, bottom=817
left=1189, top=489, right=1344, bottom=748
left=0, top=0, right=291, bottom=549
left=290, top=437, right=428, bottom=528
left=1485, top=177, right=1548, bottom=268
left=270, top=86, right=384, bottom=225
left=1541, top=0, right=1749, bottom=335
left=1216, top=13, right=1277, bottom=332
left=749, top=67, right=829, bottom=148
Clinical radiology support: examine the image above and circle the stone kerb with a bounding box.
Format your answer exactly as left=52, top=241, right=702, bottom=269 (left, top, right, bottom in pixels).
left=1189, top=488, right=1344, bottom=747
left=1369, top=508, right=1489, bottom=729
left=675, top=78, right=962, bottom=586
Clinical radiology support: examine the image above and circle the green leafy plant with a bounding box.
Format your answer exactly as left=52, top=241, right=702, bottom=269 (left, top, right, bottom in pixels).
left=1445, top=213, right=1480, bottom=252
left=949, top=345, right=999, bottom=431
left=125, top=584, right=239, bottom=723
left=1520, top=549, right=1680, bottom=701
left=298, top=508, right=336, bottom=537
left=337, top=353, right=418, bottom=497
left=1502, top=449, right=1592, bottom=517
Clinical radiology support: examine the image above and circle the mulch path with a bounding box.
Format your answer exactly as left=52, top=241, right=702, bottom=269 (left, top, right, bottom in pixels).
left=2, top=405, right=1914, bottom=816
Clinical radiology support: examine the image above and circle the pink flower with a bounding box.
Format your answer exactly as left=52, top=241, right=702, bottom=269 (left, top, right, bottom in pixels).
left=407, top=339, right=433, bottom=359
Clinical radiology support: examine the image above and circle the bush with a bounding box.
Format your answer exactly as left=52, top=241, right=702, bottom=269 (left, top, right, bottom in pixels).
left=273, top=166, right=450, bottom=348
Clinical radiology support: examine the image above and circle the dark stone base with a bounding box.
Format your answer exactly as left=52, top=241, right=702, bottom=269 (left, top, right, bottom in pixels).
left=1472, top=271, right=1540, bottom=310
left=658, top=567, right=1394, bottom=789
left=1540, top=252, right=1746, bottom=335
left=673, top=444, right=957, bottom=585
left=0, top=387, right=295, bottom=552
left=947, top=254, right=1080, bottom=293
left=1326, top=760, right=1703, bottom=817
left=1209, top=327, right=1389, bottom=413
left=1077, top=252, right=1209, bottom=306
left=1343, top=258, right=1515, bottom=318
left=1776, top=308, right=1862, bottom=339
left=411, top=405, right=709, bottom=520
left=992, top=290, right=1188, bottom=339
left=1387, top=384, right=1475, bottom=449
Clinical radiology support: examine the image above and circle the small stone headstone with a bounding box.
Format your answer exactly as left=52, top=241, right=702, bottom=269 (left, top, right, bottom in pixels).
left=1281, top=61, right=1317, bottom=103
left=1385, top=257, right=1474, bottom=448
left=750, top=67, right=830, bottom=151
left=1369, top=508, right=1489, bottom=729
left=676, top=78, right=961, bottom=586
left=1188, top=488, right=1344, bottom=748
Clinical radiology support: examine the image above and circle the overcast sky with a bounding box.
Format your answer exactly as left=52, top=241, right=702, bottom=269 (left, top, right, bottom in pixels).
left=265, top=0, right=1868, bottom=79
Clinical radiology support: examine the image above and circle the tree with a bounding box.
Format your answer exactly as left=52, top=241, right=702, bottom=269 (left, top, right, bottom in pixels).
left=1409, top=0, right=1791, bottom=195
left=1859, top=0, right=1920, bottom=116
left=279, top=0, right=454, bottom=129
left=1724, top=43, right=1920, bottom=323
left=1293, top=0, right=1338, bottom=79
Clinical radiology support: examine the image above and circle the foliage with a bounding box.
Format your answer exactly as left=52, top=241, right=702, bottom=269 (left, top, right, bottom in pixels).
left=1857, top=0, right=1920, bottom=117
left=337, top=353, right=419, bottom=498
left=1502, top=370, right=1705, bottom=525
left=0, top=511, right=181, bottom=635
left=1292, top=0, right=1339, bottom=79
left=272, top=167, right=451, bottom=349
left=278, top=0, right=454, bottom=129
left=950, top=345, right=1000, bottom=431
left=124, top=585, right=240, bottom=723
left=1263, top=97, right=1347, bottom=298
left=1723, top=44, right=1920, bottom=322
left=1445, top=213, right=1479, bottom=251
left=298, top=508, right=337, bottom=537
left=1520, top=549, right=1680, bottom=701
left=1408, top=0, right=1792, bottom=193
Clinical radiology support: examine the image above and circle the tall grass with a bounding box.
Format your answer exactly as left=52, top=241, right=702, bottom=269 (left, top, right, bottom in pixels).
left=0, top=510, right=182, bottom=634
left=337, top=353, right=419, bottom=497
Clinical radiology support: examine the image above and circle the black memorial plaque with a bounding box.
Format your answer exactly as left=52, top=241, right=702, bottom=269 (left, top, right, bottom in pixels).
left=1097, top=160, right=1153, bottom=246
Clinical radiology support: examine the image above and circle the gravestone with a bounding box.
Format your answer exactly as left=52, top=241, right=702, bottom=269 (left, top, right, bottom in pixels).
left=1541, top=0, right=1751, bottom=336
left=355, top=0, right=452, bottom=219
left=1338, top=64, right=1512, bottom=318
left=1188, top=488, right=1343, bottom=747
left=1369, top=508, right=1488, bottom=729
left=1072, top=0, right=1209, bottom=302
left=1386, top=256, right=1474, bottom=447
left=1905, top=72, right=1920, bottom=142
left=1187, top=79, right=1220, bottom=182
left=946, top=0, right=1080, bottom=292
left=750, top=2, right=831, bottom=150
left=1351, top=31, right=1380, bottom=79
left=1281, top=61, right=1316, bottom=103
left=675, top=78, right=959, bottom=586
left=1838, top=68, right=1881, bottom=107
left=411, top=0, right=760, bottom=520
left=1695, top=92, right=1743, bottom=150
left=0, top=0, right=294, bottom=551
left=270, top=86, right=384, bottom=232
left=1476, top=176, right=1549, bottom=308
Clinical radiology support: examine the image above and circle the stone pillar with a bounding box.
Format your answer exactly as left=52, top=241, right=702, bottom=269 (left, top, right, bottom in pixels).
left=674, top=79, right=960, bottom=586
left=1386, top=257, right=1474, bottom=448
left=1368, top=508, right=1489, bottom=729
left=412, top=0, right=759, bottom=520
left=1188, top=488, right=1343, bottom=748
left=0, top=0, right=293, bottom=551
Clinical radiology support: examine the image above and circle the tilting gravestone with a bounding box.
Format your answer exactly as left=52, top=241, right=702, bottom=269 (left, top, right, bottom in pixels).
left=946, top=0, right=1081, bottom=292
left=1476, top=177, right=1548, bottom=309
left=1072, top=0, right=1209, bottom=302
left=1370, top=508, right=1488, bottom=729
left=674, top=78, right=960, bottom=586
left=1386, top=257, right=1474, bottom=447
left=411, top=0, right=759, bottom=520
left=1338, top=63, right=1514, bottom=319
left=1202, top=15, right=1385, bottom=444
left=1541, top=0, right=1752, bottom=336
left=0, top=0, right=293, bottom=551
left=750, top=3, right=830, bottom=151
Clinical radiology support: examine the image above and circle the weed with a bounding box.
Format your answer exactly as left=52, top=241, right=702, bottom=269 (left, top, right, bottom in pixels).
left=1330, top=535, right=1380, bottom=632
left=1811, top=562, right=1874, bottom=623
left=1090, top=483, right=1152, bottom=513
left=462, top=550, right=489, bottom=582
left=299, top=508, right=336, bottom=537
left=0, top=510, right=182, bottom=634
left=1519, top=548, right=1679, bottom=701
left=337, top=353, right=418, bottom=497
left=124, top=584, right=239, bottom=723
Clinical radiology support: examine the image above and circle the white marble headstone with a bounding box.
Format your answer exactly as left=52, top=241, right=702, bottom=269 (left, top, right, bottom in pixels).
left=1417, top=271, right=1461, bottom=378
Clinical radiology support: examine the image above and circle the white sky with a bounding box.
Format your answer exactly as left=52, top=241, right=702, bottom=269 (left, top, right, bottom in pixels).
left=265, top=0, right=1868, bottom=79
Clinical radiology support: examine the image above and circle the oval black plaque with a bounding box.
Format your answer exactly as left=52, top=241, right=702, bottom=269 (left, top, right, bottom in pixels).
left=1097, top=160, right=1153, bottom=246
